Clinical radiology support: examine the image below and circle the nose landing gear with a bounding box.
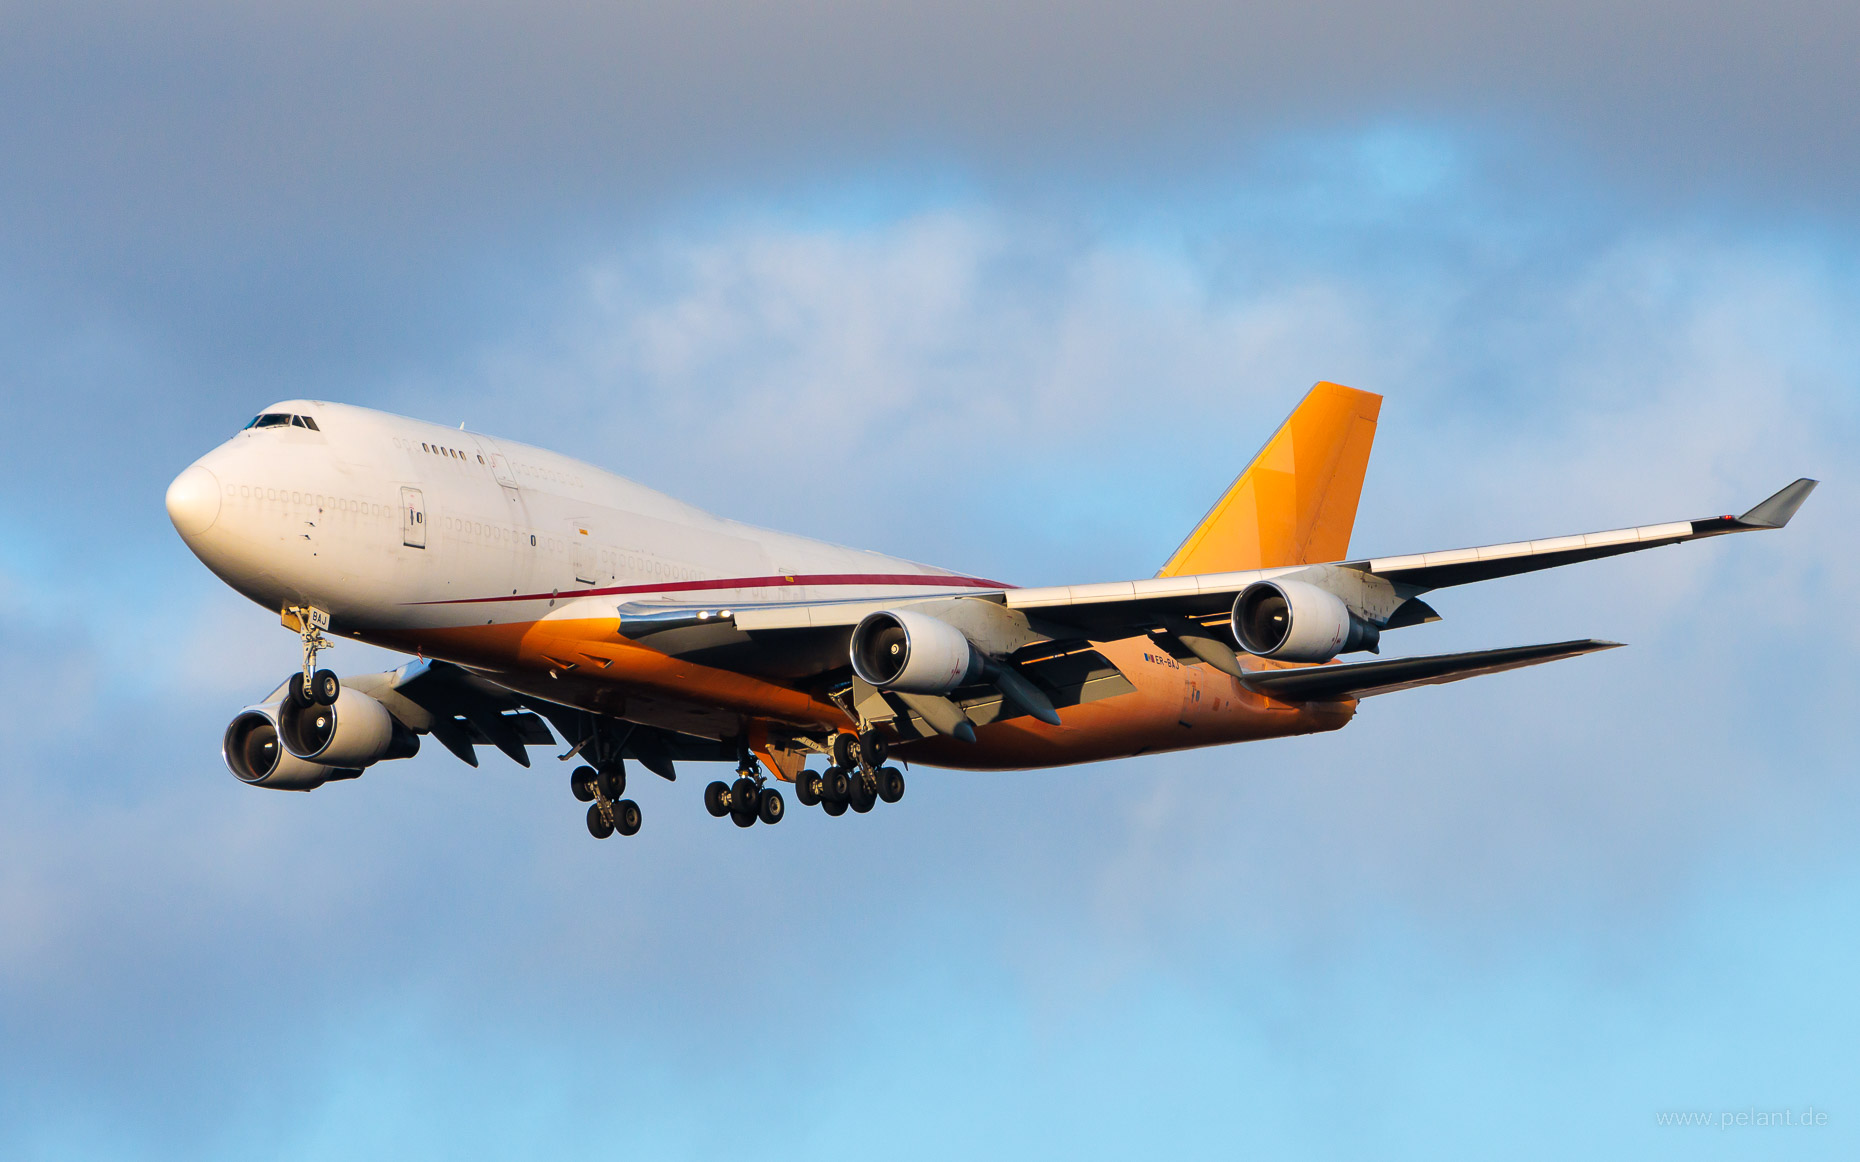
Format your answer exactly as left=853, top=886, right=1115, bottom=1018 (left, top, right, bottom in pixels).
left=283, top=605, right=340, bottom=707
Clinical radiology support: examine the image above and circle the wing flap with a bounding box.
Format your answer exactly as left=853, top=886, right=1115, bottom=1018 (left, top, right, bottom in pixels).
left=1240, top=639, right=1621, bottom=702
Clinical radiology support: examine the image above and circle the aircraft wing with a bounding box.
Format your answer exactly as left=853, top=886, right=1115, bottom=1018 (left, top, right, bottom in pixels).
left=663, top=478, right=1815, bottom=643
left=995, top=477, right=1818, bottom=627
left=1236, top=639, right=1621, bottom=702
left=607, top=478, right=1811, bottom=726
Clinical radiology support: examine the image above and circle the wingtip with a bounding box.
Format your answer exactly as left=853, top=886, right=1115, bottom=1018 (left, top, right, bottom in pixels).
left=1736, top=478, right=1818, bottom=529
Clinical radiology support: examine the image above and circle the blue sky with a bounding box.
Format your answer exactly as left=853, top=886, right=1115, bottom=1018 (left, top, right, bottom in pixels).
left=2, top=4, right=1856, bottom=1158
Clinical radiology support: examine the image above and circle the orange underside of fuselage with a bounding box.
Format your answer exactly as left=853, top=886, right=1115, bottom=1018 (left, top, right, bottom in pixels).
left=362, top=618, right=1355, bottom=772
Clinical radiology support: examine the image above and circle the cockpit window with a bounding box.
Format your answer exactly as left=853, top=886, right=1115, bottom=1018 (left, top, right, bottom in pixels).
left=244, top=413, right=320, bottom=431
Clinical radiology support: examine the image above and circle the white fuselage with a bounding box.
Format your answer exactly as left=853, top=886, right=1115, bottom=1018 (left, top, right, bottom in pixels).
left=168, top=400, right=995, bottom=636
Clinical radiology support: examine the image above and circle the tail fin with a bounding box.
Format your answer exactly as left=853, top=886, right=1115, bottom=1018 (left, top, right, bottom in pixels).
left=1158, top=382, right=1381, bottom=576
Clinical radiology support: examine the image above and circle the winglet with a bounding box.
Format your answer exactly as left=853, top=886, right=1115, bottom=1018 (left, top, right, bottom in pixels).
left=1736, top=478, right=1818, bottom=529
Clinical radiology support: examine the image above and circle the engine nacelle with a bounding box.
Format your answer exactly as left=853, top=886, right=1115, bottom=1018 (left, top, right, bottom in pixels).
left=1232, top=578, right=1380, bottom=662
left=222, top=707, right=363, bottom=791
left=277, top=687, right=419, bottom=767
left=850, top=608, right=985, bottom=693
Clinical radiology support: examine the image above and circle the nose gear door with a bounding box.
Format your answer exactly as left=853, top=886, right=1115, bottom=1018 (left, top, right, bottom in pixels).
left=400, top=486, right=426, bottom=548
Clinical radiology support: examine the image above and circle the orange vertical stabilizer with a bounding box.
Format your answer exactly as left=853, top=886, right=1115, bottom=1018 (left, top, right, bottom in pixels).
left=1158, top=382, right=1382, bottom=576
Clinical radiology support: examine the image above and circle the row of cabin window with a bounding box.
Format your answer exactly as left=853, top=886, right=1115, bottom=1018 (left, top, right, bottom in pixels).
left=421, top=440, right=484, bottom=464
left=442, top=516, right=547, bottom=547
left=235, top=484, right=391, bottom=515
left=514, top=461, right=580, bottom=487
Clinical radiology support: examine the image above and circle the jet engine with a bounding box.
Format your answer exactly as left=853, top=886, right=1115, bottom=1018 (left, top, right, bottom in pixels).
left=277, top=687, right=420, bottom=768
left=1232, top=578, right=1380, bottom=662
left=850, top=608, right=985, bottom=693
left=222, top=707, right=363, bottom=791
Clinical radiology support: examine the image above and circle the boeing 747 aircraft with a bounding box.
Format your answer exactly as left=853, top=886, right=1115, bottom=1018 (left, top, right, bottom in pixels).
left=166, top=384, right=1815, bottom=839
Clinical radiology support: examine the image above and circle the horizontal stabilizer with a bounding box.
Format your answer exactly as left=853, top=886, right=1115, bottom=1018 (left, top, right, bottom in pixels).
left=1240, top=639, right=1621, bottom=702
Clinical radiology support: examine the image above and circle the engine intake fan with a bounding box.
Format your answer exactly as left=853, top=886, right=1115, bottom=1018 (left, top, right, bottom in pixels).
left=222, top=707, right=363, bottom=791
left=1233, top=578, right=1380, bottom=662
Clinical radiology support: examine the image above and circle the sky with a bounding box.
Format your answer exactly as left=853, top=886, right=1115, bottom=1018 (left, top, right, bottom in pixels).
left=1, top=2, right=1857, bottom=1158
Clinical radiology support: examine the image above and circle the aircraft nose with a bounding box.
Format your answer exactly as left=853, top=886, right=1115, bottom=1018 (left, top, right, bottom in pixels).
left=166, top=464, right=222, bottom=537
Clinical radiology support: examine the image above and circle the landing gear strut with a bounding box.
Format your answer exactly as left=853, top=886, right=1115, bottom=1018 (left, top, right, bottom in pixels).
left=284, top=605, right=340, bottom=707
left=565, top=719, right=641, bottom=840
left=704, top=750, right=784, bottom=828
left=805, top=730, right=903, bottom=819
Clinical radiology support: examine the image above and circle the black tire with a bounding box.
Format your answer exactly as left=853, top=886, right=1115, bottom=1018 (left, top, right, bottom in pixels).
left=285, top=672, right=314, bottom=709
left=757, top=787, right=785, bottom=824
left=704, top=780, right=730, bottom=818
left=850, top=789, right=874, bottom=813
left=831, top=733, right=858, bottom=769
left=598, top=763, right=626, bottom=800
left=796, top=770, right=821, bottom=807
left=878, top=766, right=905, bottom=804
left=312, top=669, right=340, bottom=705
left=822, top=767, right=851, bottom=802
left=859, top=730, right=889, bottom=766
left=614, top=799, right=642, bottom=836
left=732, top=776, right=759, bottom=811
left=822, top=797, right=847, bottom=817
left=586, top=803, right=614, bottom=839
left=571, top=766, right=599, bottom=803
left=731, top=804, right=757, bottom=827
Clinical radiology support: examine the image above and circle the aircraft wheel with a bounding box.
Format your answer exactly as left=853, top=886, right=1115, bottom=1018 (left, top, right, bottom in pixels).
left=572, top=766, right=599, bottom=803
left=757, top=788, right=785, bottom=825
left=831, top=733, right=858, bottom=770
left=795, top=770, right=822, bottom=807
left=311, top=669, right=341, bottom=705
left=597, top=764, right=626, bottom=800
left=858, top=730, right=888, bottom=766
left=731, top=776, right=759, bottom=812
left=586, top=803, right=615, bottom=839
left=614, top=799, right=642, bottom=837
left=822, top=797, right=847, bottom=817
left=850, top=781, right=875, bottom=813
left=704, top=780, right=731, bottom=818
left=285, top=672, right=315, bottom=709
left=822, top=766, right=851, bottom=802
left=877, top=766, right=905, bottom=804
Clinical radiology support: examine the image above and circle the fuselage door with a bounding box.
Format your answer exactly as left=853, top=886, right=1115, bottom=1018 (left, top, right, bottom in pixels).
left=401, top=487, right=427, bottom=549
left=473, top=436, right=520, bottom=490
left=570, top=521, right=598, bottom=584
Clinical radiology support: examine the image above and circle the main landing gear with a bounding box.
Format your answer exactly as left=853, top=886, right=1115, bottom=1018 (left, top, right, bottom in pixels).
left=567, top=717, right=642, bottom=841
left=704, top=769, right=785, bottom=828
left=576, top=760, right=642, bottom=839
left=697, top=732, right=902, bottom=830
left=793, top=731, right=904, bottom=820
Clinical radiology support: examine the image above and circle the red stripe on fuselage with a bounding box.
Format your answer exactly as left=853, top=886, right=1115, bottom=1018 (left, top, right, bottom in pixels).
left=407, top=571, right=1016, bottom=606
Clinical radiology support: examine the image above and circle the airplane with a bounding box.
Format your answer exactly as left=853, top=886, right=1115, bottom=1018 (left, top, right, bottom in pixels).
left=165, top=383, right=1816, bottom=839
